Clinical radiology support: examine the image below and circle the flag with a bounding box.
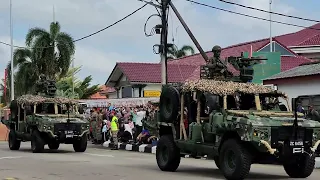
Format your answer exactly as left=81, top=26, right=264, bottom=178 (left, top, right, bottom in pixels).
left=248, top=45, right=253, bottom=58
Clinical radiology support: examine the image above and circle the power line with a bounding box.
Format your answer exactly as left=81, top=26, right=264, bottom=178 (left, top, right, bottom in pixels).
left=218, top=0, right=320, bottom=23
left=185, top=0, right=320, bottom=31
left=0, top=3, right=147, bottom=49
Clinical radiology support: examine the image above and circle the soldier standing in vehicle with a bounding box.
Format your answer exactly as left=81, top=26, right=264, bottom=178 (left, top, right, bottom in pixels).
left=306, top=105, right=320, bottom=122
left=110, top=111, right=119, bottom=150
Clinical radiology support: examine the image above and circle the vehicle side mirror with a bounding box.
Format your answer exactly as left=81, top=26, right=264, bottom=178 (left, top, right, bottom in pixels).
left=291, top=98, right=297, bottom=112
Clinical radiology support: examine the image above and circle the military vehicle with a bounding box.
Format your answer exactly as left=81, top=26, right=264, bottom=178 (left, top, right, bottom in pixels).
left=155, top=51, right=320, bottom=179
left=1, top=75, right=89, bottom=153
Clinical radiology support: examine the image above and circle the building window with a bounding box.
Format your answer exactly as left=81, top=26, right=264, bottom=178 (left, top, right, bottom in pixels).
left=258, top=42, right=294, bottom=56
left=122, top=86, right=132, bottom=98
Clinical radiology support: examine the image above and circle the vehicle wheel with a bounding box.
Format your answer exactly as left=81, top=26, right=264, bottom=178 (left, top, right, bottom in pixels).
left=48, top=141, right=60, bottom=150
left=156, top=135, right=181, bottom=171
left=214, top=156, right=220, bottom=169
left=31, top=130, right=45, bottom=153
left=8, top=130, right=21, bottom=150
left=283, top=154, right=315, bottom=178
left=159, top=85, right=180, bottom=123
left=219, top=139, right=252, bottom=180
left=73, top=134, right=87, bottom=152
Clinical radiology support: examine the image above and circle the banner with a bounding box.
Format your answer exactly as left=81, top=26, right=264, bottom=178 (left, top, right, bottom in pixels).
left=144, top=90, right=161, bottom=97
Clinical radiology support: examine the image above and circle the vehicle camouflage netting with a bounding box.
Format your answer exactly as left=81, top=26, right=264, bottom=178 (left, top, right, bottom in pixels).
left=182, top=79, right=286, bottom=96
left=16, top=94, right=79, bottom=105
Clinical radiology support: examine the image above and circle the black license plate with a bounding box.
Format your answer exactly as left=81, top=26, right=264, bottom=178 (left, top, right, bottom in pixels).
left=289, top=140, right=304, bottom=154
left=290, top=140, right=303, bottom=146
left=65, top=130, right=74, bottom=138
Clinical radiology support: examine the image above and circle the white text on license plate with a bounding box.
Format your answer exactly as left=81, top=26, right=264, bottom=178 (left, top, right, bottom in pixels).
left=65, top=131, right=74, bottom=138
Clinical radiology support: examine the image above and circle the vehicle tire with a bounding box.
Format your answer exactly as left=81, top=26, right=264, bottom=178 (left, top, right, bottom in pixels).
left=214, top=156, right=220, bottom=169
left=219, top=139, right=252, bottom=180
left=48, top=141, right=60, bottom=150
left=156, top=135, right=181, bottom=171
left=159, top=85, right=180, bottom=123
left=73, top=134, right=87, bottom=152
left=283, top=154, right=315, bottom=178
left=8, top=130, right=21, bottom=150
left=31, top=130, right=45, bottom=153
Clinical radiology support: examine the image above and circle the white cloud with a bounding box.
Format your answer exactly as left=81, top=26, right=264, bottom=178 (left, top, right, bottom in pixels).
left=0, top=0, right=317, bottom=85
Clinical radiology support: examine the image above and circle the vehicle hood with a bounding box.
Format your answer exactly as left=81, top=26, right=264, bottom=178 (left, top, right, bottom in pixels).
left=226, top=110, right=320, bottom=127
left=34, top=114, right=88, bottom=124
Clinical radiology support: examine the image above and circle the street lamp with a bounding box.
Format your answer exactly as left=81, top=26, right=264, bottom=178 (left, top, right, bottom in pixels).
left=72, top=59, right=74, bottom=96
left=269, top=0, right=272, bottom=52
left=10, top=0, right=14, bottom=100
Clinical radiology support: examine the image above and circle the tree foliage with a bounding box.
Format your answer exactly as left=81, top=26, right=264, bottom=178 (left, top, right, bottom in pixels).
left=55, top=66, right=100, bottom=99
left=12, top=21, right=75, bottom=96
left=167, top=45, right=195, bottom=59
left=0, top=21, right=99, bottom=101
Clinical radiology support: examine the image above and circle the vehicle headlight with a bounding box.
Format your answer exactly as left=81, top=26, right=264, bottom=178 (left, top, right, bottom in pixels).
left=253, top=127, right=270, bottom=140
left=82, top=124, right=89, bottom=130
left=312, top=129, right=320, bottom=141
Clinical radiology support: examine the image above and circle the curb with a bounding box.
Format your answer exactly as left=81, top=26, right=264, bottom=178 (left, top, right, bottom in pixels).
left=316, top=157, right=320, bottom=169
left=102, top=141, right=320, bottom=169
left=102, top=141, right=157, bottom=154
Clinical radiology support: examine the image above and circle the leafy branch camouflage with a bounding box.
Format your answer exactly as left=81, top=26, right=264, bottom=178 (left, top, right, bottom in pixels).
left=182, top=79, right=286, bottom=96
left=16, top=94, right=79, bottom=105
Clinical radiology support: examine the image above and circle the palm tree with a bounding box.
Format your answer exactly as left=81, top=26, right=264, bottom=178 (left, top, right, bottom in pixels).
left=24, top=21, right=75, bottom=79
left=12, top=21, right=75, bottom=95
left=56, top=66, right=100, bottom=99
left=167, top=45, right=195, bottom=59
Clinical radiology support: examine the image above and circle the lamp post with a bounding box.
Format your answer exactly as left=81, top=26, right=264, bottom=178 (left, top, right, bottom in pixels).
left=72, top=58, right=75, bottom=96
left=10, top=0, right=14, bottom=101
left=269, top=0, right=272, bottom=52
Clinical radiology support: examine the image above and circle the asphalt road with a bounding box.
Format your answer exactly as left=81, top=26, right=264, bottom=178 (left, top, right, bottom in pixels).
left=0, top=142, right=319, bottom=180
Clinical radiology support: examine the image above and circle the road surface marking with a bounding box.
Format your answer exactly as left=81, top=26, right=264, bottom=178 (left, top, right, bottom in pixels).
left=0, top=156, right=23, bottom=160
left=3, top=178, right=18, bottom=180
left=84, top=153, right=114, bottom=157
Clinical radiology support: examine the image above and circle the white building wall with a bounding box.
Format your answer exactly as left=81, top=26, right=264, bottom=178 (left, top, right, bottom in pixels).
left=275, top=79, right=320, bottom=108
left=143, top=84, right=162, bottom=91
left=133, top=88, right=140, bottom=98
left=108, top=92, right=118, bottom=99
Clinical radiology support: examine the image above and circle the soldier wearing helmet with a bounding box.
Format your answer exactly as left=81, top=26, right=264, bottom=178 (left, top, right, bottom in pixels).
left=206, top=45, right=227, bottom=79
left=212, top=45, right=222, bottom=60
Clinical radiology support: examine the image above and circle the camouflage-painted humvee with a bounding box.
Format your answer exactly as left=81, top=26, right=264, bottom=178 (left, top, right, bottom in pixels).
left=156, top=79, right=320, bottom=180
left=1, top=94, right=89, bottom=153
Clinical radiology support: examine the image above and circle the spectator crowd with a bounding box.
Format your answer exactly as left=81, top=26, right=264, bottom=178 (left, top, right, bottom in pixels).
left=83, top=102, right=159, bottom=150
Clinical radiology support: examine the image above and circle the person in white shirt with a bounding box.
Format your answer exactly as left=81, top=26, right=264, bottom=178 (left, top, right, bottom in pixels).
left=134, top=108, right=146, bottom=141
left=119, top=122, right=133, bottom=143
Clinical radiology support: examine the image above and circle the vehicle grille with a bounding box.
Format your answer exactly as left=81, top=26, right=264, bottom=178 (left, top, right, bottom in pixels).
left=271, top=126, right=313, bottom=148
left=53, top=123, right=82, bottom=135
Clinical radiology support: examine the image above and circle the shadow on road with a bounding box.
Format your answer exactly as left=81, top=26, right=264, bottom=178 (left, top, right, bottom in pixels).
left=3, top=148, right=74, bottom=154
left=125, top=164, right=289, bottom=179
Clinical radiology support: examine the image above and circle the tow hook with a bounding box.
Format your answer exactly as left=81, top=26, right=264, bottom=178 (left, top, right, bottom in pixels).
left=260, top=140, right=277, bottom=155
left=311, top=140, right=320, bottom=152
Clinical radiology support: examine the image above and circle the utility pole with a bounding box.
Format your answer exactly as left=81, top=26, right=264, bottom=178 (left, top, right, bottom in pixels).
left=160, top=0, right=169, bottom=85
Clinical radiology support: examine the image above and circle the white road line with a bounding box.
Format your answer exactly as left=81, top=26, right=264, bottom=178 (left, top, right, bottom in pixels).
left=0, top=156, right=23, bottom=160
left=84, top=153, right=114, bottom=157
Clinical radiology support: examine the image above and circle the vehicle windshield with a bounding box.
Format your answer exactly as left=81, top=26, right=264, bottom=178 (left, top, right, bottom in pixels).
left=34, top=103, right=78, bottom=115
left=225, top=93, right=289, bottom=111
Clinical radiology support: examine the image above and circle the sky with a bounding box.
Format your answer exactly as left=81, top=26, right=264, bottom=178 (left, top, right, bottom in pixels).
left=0, top=0, right=319, bottom=86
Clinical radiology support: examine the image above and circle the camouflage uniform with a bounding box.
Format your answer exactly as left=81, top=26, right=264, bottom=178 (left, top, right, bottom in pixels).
left=207, top=45, right=228, bottom=79
left=90, top=111, right=98, bottom=141
left=95, top=113, right=103, bottom=142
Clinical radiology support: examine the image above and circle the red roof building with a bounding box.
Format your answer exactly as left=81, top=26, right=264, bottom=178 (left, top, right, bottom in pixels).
left=89, top=85, right=115, bottom=99
left=105, top=23, right=320, bottom=99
